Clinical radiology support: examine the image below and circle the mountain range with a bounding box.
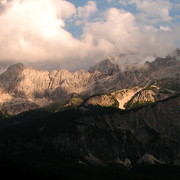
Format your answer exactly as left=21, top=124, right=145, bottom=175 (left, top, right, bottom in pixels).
left=0, top=50, right=179, bottom=115
left=0, top=51, right=180, bottom=179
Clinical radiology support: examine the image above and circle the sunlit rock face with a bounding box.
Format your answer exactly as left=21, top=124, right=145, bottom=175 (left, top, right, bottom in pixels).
left=0, top=53, right=179, bottom=115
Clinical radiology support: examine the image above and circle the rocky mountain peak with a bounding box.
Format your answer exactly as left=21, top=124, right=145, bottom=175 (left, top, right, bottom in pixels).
left=88, top=58, right=120, bottom=74
left=6, top=63, right=26, bottom=73
left=0, top=63, right=27, bottom=92
left=149, top=56, right=179, bottom=68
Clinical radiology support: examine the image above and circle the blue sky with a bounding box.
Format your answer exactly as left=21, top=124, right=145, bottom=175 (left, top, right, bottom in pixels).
left=68, top=0, right=180, bottom=16
left=0, top=0, right=179, bottom=70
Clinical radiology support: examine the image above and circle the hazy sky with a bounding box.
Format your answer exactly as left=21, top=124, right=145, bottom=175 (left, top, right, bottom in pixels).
left=0, top=0, right=179, bottom=71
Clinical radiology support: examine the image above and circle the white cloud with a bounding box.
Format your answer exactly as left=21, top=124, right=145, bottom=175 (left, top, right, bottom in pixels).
left=74, top=1, right=97, bottom=25
left=0, top=0, right=77, bottom=61
left=144, top=25, right=158, bottom=32
left=0, top=0, right=178, bottom=71
left=145, top=25, right=172, bottom=32
left=1, top=0, right=7, bottom=5
left=83, top=8, right=140, bottom=54
left=76, top=1, right=97, bottom=19
left=119, top=0, right=172, bottom=24
left=160, top=26, right=171, bottom=31
left=52, top=0, right=76, bottom=18
left=83, top=8, right=176, bottom=59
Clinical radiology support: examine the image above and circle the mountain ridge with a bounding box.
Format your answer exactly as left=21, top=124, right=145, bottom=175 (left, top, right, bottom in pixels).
left=0, top=54, right=179, bottom=115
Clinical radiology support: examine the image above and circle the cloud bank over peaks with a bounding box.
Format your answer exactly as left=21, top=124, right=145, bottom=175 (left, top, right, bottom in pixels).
left=83, top=8, right=176, bottom=62
left=0, top=0, right=179, bottom=71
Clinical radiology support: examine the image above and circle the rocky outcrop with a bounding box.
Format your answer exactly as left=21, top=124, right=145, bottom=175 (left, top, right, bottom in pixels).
left=84, top=94, right=119, bottom=108
left=83, top=87, right=141, bottom=109
left=124, top=86, right=174, bottom=109
left=0, top=99, right=38, bottom=116
left=81, top=85, right=175, bottom=110
left=137, top=153, right=164, bottom=165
